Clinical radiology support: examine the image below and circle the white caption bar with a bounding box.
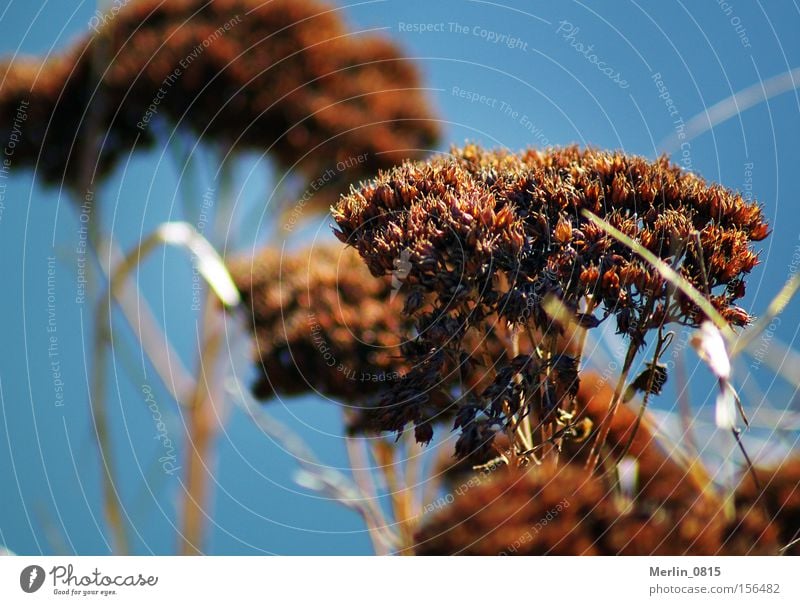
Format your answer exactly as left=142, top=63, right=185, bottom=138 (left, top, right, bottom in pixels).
left=0, top=556, right=797, bottom=604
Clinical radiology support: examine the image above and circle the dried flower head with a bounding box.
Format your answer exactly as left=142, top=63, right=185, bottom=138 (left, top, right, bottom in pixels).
left=230, top=244, right=408, bottom=406
left=736, top=458, right=800, bottom=555
left=231, top=243, right=512, bottom=438
left=413, top=462, right=779, bottom=555
left=0, top=0, right=439, bottom=190
left=333, top=144, right=767, bottom=454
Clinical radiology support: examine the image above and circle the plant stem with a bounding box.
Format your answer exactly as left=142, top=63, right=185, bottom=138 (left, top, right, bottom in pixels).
left=344, top=434, right=391, bottom=555
left=585, top=340, right=638, bottom=471
left=575, top=297, right=598, bottom=367
left=372, top=440, right=413, bottom=553
left=86, top=213, right=130, bottom=556
left=618, top=327, right=670, bottom=463
left=180, top=292, right=223, bottom=555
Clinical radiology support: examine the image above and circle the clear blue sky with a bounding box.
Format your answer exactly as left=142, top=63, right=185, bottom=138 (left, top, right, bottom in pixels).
left=1, top=0, right=799, bottom=554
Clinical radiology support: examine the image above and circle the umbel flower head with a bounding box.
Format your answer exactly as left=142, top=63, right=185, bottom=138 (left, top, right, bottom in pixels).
left=736, top=458, right=800, bottom=555
left=229, top=244, right=408, bottom=406
left=412, top=463, right=780, bottom=555
left=230, top=243, right=509, bottom=438
left=333, top=144, right=768, bottom=454
left=0, top=0, right=439, bottom=190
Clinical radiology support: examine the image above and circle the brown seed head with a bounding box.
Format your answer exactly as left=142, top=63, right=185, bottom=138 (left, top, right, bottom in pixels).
left=229, top=244, right=408, bottom=407
left=413, top=461, right=779, bottom=555
left=333, top=145, right=768, bottom=448
left=0, top=0, right=439, bottom=192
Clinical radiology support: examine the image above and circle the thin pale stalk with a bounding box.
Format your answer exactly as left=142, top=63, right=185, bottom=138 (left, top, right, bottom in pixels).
left=660, top=67, right=800, bottom=153
left=87, top=221, right=129, bottom=556
left=779, top=533, right=800, bottom=555
left=98, top=238, right=194, bottom=404
left=421, top=446, right=452, bottom=515
left=344, top=435, right=391, bottom=556
left=575, top=297, right=598, bottom=368
left=401, top=431, right=423, bottom=537
left=177, top=152, right=234, bottom=555
left=78, top=25, right=129, bottom=555
left=95, top=220, right=238, bottom=555
left=372, top=440, right=414, bottom=553
left=675, top=348, right=700, bottom=457
left=234, top=389, right=397, bottom=550
left=179, top=293, right=224, bottom=555
left=730, top=272, right=800, bottom=357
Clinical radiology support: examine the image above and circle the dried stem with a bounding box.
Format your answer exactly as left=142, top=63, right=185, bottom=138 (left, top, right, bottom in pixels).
left=344, top=434, right=391, bottom=556
left=675, top=344, right=700, bottom=457
left=731, top=427, right=761, bottom=494
left=617, top=327, right=671, bottom=463
left=401, top=430, right=423, bottom=537
left=87, top=219, right=129, bottom=556
left=180, top=292, right=224, bottom=555
left=575, top=297, right=598, bottom=368
left=234, top=387, right=397, bottom=550
left=372, top=440, right=414, bottom=553
left=94, top=218, right=238, bottom=555
left=78, top=24, right=131, bottom=555
left=730, top=272, right=800, bottom=357
left=585, top=339, right=639, bottom=471
left=97, top=237, right=194, bottom=404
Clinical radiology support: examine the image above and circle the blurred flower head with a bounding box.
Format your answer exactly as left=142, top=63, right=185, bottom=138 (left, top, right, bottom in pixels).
left=736, top=458, right=800, bottom=555
left=229, top=244, right=408, bottom=407
left=0, top=0, right=439, bottom=192
left=413, top=462, right=779, bottom=555
left=231, top=243, right=517, bottom=439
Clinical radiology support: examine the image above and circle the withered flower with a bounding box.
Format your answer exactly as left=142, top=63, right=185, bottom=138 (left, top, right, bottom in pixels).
left=413, top=463, right=779, bottom=555
left=0, top=0, right=438, bottom=191
left=736, top=458, right=800, bottom=555
left=229, top=244, right=408, bottom=406
left=333, top=144, right=767, bottom=455
left=231, top=243, right=512, bottom=438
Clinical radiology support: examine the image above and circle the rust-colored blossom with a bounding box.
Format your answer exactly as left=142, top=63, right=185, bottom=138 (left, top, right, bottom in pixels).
left=736, top=458, right=800, bottom=555
left=333, top=145, right=767, bottom=454
left=0, top=0, right=439, bottom=192
left=231, top=243, right=518, bottom=439
left=413, top=463, right=779, bottom=555
left=230, top=244, right=408, bottom=406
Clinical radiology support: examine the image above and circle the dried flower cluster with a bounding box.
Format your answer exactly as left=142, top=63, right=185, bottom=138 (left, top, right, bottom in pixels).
left=413, top=462, right=779, bottom=555
left=0, top=0, right=438, bottom=189
left=231, top=243, right=515, bottom=439
left=736, top=458, right=800, bottom=555
left=333, top=145, right=767, bottom=457
left=415, top=372, right=782, bottom=555
left=230, top=244, right=408, bottom=405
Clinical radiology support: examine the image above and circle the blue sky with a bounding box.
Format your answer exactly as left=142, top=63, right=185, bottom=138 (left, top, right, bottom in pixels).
left=1, top=0, right=799, bottom=554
